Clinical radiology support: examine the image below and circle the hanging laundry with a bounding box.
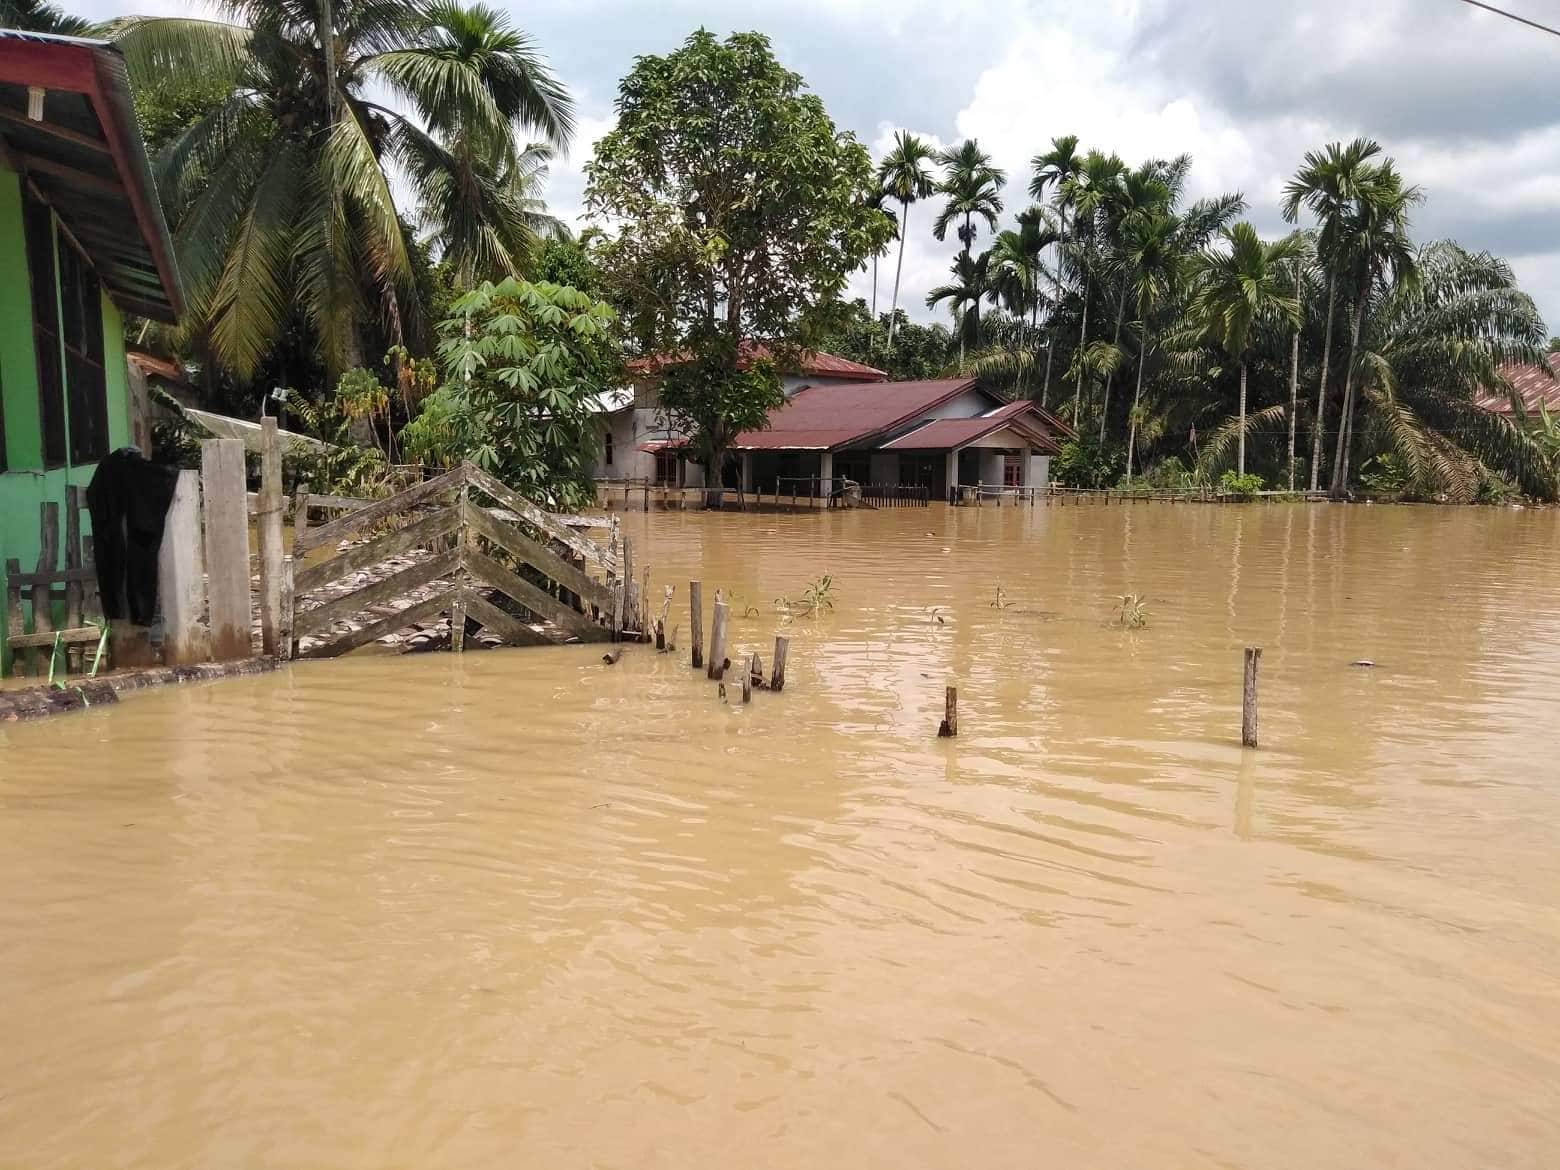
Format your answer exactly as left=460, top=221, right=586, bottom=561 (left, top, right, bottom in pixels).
left=86, top=447, right=179, bottom=626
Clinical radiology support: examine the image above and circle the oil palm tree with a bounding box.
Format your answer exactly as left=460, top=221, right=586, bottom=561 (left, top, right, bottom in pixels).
left=112, top=0, right=574, bottom=382
left=1, top=0, right=93, bottom=33
left=1030, top=134, right=1085, bottom=403
left=932, top=139, right=1005, bottom=258
left=878, top=131, right=937, bottom=353
left=1330, top=161, right=1422, bottom=496
left=1352, top=241, right=1554, bottom=500
left=927, top=248, right=992, bottom=365
left=1192, top=223, right=1303, bottom=476
left=1282, top=137, right=1382, bottom=491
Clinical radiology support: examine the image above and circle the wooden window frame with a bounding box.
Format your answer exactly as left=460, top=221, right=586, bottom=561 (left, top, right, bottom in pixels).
left=22, top=188, right=66, bottom=469
left=56, top=230, right=109, bottom=466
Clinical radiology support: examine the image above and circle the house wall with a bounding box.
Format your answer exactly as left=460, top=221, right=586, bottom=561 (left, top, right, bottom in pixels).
left=1029, top=455, right=1051, bottom=489
left=0, top=163, right=132, bottom=671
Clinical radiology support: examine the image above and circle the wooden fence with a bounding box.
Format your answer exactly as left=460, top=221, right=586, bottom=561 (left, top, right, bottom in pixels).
left=290, top=461, right=630, bottom=658
left=3, top=489, right=105, bottom=677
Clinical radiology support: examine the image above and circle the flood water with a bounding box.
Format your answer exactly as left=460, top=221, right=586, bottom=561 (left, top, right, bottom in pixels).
left=4, top=501, right=1560, bottom=1169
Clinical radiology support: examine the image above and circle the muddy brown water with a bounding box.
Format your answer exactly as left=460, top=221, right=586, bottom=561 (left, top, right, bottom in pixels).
left=3, top=502, right=1560, bottom=1169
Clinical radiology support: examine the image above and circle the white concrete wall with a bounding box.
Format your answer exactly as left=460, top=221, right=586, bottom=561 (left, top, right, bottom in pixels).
left=925, top=389, right=999, bottom=421
left=979, top=449, right=1006, bottom=488
left=1029, top=454, right=1050, bottom=489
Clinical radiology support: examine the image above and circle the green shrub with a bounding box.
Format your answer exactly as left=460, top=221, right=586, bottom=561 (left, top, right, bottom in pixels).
left=1218, top=470, right=1264, bottom=499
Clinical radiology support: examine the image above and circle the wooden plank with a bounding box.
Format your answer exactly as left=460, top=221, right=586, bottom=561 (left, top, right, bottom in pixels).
left=707, top=600, right=729, bottom=680
left=293, top=548, right=460, bottom=638
left=449, top=484, right=469, bottom=653
left=7, top=627, right=106, bottom=649
left=279, top=555, right=295, bottom=660
left=293, top=505, right=461, bottom=596
left=299, top=591, right=454, bottom=660
left=464, top=545, right=609, bottom=642
left=463, top=590, right=556, bottom=647
left=31, top=503, right=59, bottom=676
left=7, top=568, right=95, bottom=587
left=157, top=469, right=208, bottom=665
left=258, top=418, right=285, bottom=656
left=464, top=501, right=614, bottom=614
left=295, top=465, right=465, bottom=552
left=6, top=558, right=26, bottom=679
left=306, top=493, right=374, bottom=512
left=202, top=438, right=253, bottom=661
left=690, top=580, right=703, bottom=669
left=292, top=482, right=311, bottom=551
left=463, top=462, right=615, bottom=575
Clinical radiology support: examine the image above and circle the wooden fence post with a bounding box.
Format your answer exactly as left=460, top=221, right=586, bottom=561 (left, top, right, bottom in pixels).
left=771, top=634, right=788, bottom=692
left=690, top=580, right=704, bottom=669
left=202, top=437, right=252, bottom=661
left=157, top=469, right=208, bottom=664
left=30, top=502, right=58, bottom=676
left=741, top=654, right=753, bottom=702
left=258, top=417, right=285, bottom=655
left=63, top=486, right=82, bottom=671
left=938, top=685, right=957, bottom=737
left=707, top=598, right=729, bottom=680
left=278, top=555, right=295, bottom=660
left=1242, top=647, right=1261, bottom=748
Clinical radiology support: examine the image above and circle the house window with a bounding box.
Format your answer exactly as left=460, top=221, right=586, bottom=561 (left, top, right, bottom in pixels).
left=57, top=237, right=109, bottom=465
left=1003, top=454, right=1023, bottom=488
left=604, top=428, right=614, bottom=466
left=655, top=450, right=679, bottom=486
left=22, top=190, right=66, bottom=468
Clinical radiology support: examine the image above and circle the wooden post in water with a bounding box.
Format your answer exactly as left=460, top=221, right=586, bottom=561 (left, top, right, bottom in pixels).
left=690, top=580, right=704, bottom=669
left=707, top=598, right=729, bottom=680
left=741, top=657, right=753, bottom=703
left=1242, top=647, right=1261, bottom=748
left=157, top=469, right=207, bottom=664
left=938, top=685, right=957, bottom=737
left=258, top=417, right=285, bottom=656
left=771, top=635, right=789, bottom=692
left=201, top=438, right=252, bottom=661
left=749, top=651, right=763, bottom=690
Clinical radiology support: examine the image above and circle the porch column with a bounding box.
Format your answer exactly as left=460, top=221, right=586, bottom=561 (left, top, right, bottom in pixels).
left=819, top=451, right=834, bottom=498
left=945, top=449, right=959, bottom=501
left=740, top=451, right=753, bottom=492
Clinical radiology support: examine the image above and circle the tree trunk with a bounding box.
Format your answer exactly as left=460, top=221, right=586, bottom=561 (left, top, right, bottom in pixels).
left=1073, top=274, right=1090, bottom=428
left=1127, top=328, right=1150, bottom=479
left=1288, top=259, right=1302, bottom=492
left=1330, top=295, right=1365, bottom=498
left=1238, top=361, right=1248, bottom=478
left=1043, top=211, right=1068, bottom=408
left=1309, top=270, right=1338, bottom=493
left=1098, top=281, right=1127, bottom=444
left=869, top=254, right=879, bottom=356
left=887, top=202, right=911, bottom=352
left=1028, top=297, right=1040, bottom=400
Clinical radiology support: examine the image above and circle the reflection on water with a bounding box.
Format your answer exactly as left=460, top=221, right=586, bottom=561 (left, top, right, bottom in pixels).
left=3, top=502, right=1560, bottom=1169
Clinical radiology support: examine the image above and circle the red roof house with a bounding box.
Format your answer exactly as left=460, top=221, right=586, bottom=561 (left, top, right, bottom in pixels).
left=1476, top=355, right=1560, bottom=416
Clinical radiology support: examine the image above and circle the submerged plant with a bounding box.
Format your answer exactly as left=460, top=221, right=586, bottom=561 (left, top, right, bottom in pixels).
left=990, top=583, right=1014, bottom=610
left=1116, top=593, right=1149, bottom=629
left=776, top=575, right=836, bottom=618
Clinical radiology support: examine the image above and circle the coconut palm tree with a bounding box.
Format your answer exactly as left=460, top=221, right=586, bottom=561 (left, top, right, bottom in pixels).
left=1191, top=223, right=1303, bottom=476
left=1, top=0, right=93, bottom=33
left=1330, top=161, right=1422, bottom=496
left=878, top=130, right=937, bottom=353
left=413, top=140, right=566, bottom=287
left=1282, top=138, right=1382, bottom=491
left=927, top=248, right=992, bottom=365
left=1352, top=241, right=1554, bottom=500
left=932, top=139, right=1005, bottom=258
left=1030, top=134, right=1085, bottom=403
left=112, top=0, right=574, bottom=382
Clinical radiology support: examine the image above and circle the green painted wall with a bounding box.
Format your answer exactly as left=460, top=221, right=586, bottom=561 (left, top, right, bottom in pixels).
left=0, top=161, right=133, bottom=673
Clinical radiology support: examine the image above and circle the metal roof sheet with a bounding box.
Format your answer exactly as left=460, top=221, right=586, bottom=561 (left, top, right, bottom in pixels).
left=732, top=378, right=982, bottom=451
left=1477, top=355, right=1560, bottom=415
left=628, top=343, right=888, bottom=382
left=881, top=401, right=1063, bottom=452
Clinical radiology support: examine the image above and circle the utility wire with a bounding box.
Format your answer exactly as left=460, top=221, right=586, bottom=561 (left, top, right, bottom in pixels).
left=1457, top=0, right=1560, bottom=39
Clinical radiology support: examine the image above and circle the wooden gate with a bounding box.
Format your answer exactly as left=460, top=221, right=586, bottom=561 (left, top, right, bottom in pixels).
left=290, top=462, right=629, bottom=659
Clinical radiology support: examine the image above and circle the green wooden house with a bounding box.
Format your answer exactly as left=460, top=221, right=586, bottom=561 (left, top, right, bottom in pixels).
left=0, top=30, right=182, bottom=670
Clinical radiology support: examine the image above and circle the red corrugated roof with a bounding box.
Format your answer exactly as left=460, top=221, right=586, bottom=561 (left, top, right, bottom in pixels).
left=627, top=343, right=887, bottom=382
left=881, top=401, right=1063, bottom=453
left=1477, top=355, right=1560, bottom=415
left=734, top=378, right=982, bottom=451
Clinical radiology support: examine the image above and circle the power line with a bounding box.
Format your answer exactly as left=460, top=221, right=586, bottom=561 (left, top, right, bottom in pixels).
left=1457, top=0, right=1560, bottom=38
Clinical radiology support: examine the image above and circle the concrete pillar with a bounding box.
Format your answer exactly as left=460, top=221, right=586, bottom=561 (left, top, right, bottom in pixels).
left=819, top=451, right=834, bottom=498
left=945, top=449, right=959, bottom=500
left=740, top=451, right=752, bottom=492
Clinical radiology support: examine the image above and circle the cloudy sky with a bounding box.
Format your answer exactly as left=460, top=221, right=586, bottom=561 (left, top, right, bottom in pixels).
left=80, top=0, right=1560, bottom=330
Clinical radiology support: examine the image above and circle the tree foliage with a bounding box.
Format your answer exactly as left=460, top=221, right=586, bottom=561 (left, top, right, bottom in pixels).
left=584, top=29, right=891, bottom=475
